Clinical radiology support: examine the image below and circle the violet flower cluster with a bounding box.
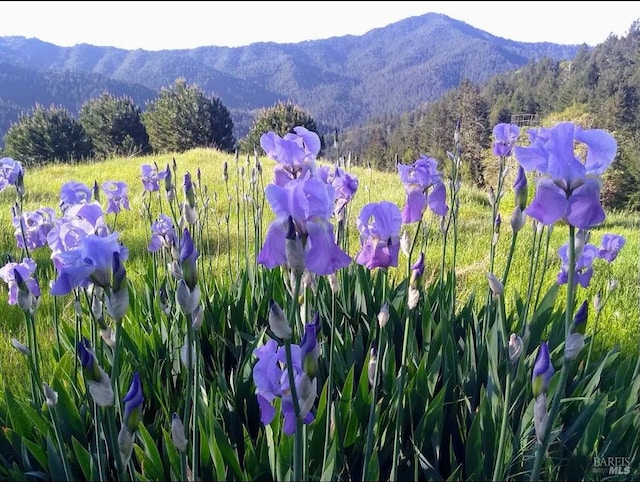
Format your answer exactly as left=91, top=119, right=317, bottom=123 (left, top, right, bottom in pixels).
left=556, top=231, right=626, bottom=288
left=0, top=157, right=24, bottom=193
left=355, top=201, right=402, bottom=270
left=398, top=155, right=448, bottom=224
left=514, top=122, right=617, bottom=229
left=257, top=127, right=352, bottom=276
left=253, top=313, right=319, bottom=435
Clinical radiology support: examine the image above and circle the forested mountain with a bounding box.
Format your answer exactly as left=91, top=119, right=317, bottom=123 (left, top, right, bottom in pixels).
left=0, top=12, right=581, bottom=141
left=336, top=21, right=640, bottom=209
left=0, top=59, right=157, bottom=140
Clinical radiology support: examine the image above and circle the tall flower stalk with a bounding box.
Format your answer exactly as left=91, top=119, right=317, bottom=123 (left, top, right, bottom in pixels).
left=512, top=122, right=618, bottom=481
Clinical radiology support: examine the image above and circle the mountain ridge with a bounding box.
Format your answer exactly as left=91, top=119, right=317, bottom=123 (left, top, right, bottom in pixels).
left=0, top=12, right=583, bottom=141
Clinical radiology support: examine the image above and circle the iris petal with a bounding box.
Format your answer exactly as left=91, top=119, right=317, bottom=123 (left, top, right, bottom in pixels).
left=525, top=178, right=568, bottom=226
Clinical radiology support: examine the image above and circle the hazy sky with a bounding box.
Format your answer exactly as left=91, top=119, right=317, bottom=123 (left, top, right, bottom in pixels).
left=1, top=1, right=637, bottom=50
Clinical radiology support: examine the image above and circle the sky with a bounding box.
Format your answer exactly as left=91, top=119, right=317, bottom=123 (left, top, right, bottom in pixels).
left=0, top=1, right=637, bottom=51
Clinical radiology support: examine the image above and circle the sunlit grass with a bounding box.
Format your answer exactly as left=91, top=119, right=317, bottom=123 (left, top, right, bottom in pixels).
left=0, top=147, right=638, bottom=390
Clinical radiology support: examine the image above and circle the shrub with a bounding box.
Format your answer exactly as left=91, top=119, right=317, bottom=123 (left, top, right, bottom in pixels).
left=240, top=101, right=319, bottom=155
left=79, top=92, right=150, bottom=159
left=3, top=103, right=92, bottom=166
left=142, top=78, right=235, bottom=154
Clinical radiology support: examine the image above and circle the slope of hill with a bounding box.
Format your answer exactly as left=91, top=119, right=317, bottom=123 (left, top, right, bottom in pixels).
left=0, top=12, right=582, bottom=141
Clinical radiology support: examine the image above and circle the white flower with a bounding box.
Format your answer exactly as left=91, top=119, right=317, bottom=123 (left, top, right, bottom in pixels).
left=10, top=338, right=30, bottom=356
left=171, top=413, right=188, bottom=453
left=408, top=286, right=420, bottom=310
left=87, top=368, right=114, bottom=407
left=176, top=281, right=200, bottom=315
left=565, top=333, right=585, bottom=360
left=368, top=351, right=377, bottom=387
left=400, top=230, right=411, bottom=257
left=377, top=302, right=390, bottom=328
left=296, top=373, right=317, bottom=420
left=180, top=334, right=195, bottom=369
left=268, top=300, right=291, bottom=340
left=118, top=425, right=134, bottom=466
left=508, top=333, right=523, bottom=363
left=534, top=394, right=548, bottom=444
left=486, top=272, right=504, bottom=298
left=43, top=382, right=58, bottom=407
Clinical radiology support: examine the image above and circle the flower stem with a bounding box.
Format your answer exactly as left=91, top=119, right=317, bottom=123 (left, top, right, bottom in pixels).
left=284, top=272, right=303, bottom=481
left=390, top=307, right=412, bottom=481
left=321, top=289, right=337, bottom=473
left=501, top=232, right=518, bottom=288
left=363, top=271, right=387, bottom=480
left=363, top=324, right=383, bottom=480
left=49, top=406, right=72, bottom=481
left=493, top=295, right=513, bottom=482
left=106, top=405, right=127, bottom=481
left=284, top=339, right=303, bottom=481
left=530, top=226, right=576, bottom=481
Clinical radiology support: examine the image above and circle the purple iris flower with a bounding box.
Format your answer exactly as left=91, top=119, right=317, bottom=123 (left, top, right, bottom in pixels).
left=12, top=207, right=57, bottom=250
left=260, top=127, right=321, bottom=187
left=556, top=242, right=599, bottom=288
left=398, top=156, right=448, bottom=223
left=184, top=172, right=196, bottom=206
left=180, top=228, right=199, bottom=290
left=257, top=178, right=351, bottom=276
left=252, top=339, right=315, bottom=435
left=122, top=372, right=144, bottom=432
left=140, top=164, right=160, bottom=192
left=0, top=258, right=41, bottom=305
left=63, top=202, right=107, bottom=231
left=77, top=337, right=96, bottom=373
left=531, top=342, right=554, bottom=397
left=47, top=218, right=96, bottom=269
left=50, top=231, right=129, bottom=295
left=317, top=165, right=359, bottom=217
left=59, top=181, right=92, bottom=211
left=513, top=165, right=528, bottom=209
left=598, top=233, right=625, bottom=262
left=572, top=300, right=588, bottom=334
left=0, top=157, right=24, bottom=191
left=300, top=320, right=319, bottom=377
left=148, top=214, right=177, bottom=252
left=355, top=201, right=402, bottom=270
left=513, top=122, right=617, bottom=229
left=102, top=181, right=130, bottom=214
left=492, top=123, right=520, bottom=157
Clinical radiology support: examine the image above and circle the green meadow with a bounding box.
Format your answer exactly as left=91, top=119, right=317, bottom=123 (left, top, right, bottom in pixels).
left=1, top=147, right=638, bottom=384
left=1, top=142, right=639, bottom=482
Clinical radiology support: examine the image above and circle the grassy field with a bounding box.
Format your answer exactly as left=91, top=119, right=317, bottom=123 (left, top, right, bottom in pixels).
left=0, top=147, right=638, bottom=386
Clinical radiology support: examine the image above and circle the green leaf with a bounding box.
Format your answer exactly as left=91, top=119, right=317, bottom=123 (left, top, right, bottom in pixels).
left=320, top=436, right=337, bottom=482
left=22, top=438, right=47, bottom=472
left=464, top=393, right=484, bottom=480
left=4, top=386, right=34, bottom=440
left=46, top=436, right=67, bottom=482
left=561, top=394, right=606, bottom=453
left=71, top=436, right=93, bottom=481
left=576, top=394, right=607, bottom=457
left=527, top=284, right=559, bottom=347
left=51, top=367, right=85, bottom=445
left=364, top=450, right=380, bottom=481
left=136, top=423, right=165, bottom=480
left=161, top=428, right=181, bottom=482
